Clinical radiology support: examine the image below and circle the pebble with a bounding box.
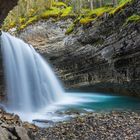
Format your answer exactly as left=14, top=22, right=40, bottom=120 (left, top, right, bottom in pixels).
left=35, top=111, right=140, bottom=140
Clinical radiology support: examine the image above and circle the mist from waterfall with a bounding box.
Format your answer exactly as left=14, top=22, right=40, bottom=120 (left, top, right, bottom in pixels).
left=1, top=32, right=64, bottom=112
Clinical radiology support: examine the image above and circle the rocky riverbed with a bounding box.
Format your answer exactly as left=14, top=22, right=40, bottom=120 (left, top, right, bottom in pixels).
left=0, top=108, right=140, bottom=140
left=35, top=111, right=140, bottom=140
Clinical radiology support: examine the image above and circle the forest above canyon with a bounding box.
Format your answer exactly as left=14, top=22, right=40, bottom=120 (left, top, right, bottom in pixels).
left=2, top=0, right=135, bottom=33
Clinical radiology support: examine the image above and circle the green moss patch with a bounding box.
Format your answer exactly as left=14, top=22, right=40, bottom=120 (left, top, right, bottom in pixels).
left=40, top=7, right=61, bottom=19
left=65, top=23, right=75, bottom=35
left=53, top=2, right=67, bottom=8
left=61, top=7, right=73, bottom=17
left=110, top=0, right=132, bottom=15
left=125, top=14, right=140, bottom=25
left=19, top=16, right=38, bottom=30
left=79, top=7, right=113, bottom=25
left=79, top=17, right=95, bottom=24
left=89, top=7, right=113, bottom=17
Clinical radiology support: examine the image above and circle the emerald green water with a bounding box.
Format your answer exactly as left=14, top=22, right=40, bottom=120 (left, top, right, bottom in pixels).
left=61, top=92, right=140, bottom=112
left=29, top=92, right=140, bottom=127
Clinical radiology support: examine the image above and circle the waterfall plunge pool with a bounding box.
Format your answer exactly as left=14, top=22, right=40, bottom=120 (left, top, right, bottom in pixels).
left=8, top=92, right=140, bottom=127
left=1, top=32, right=140, bottom=127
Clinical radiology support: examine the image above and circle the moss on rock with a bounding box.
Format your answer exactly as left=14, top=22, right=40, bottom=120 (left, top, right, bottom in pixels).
left=124, top=14, right=140, bottom=25
left=61, top=7, right=73, bottom=17
left=2, top=0, right=135, bottom=33
left=40, top=7, right=61, bottom=19
left=65, top=23, right=75, bottom=35
left=110, top=0, right=132, bottom=15
left=79, top=17, right=95, bottom=25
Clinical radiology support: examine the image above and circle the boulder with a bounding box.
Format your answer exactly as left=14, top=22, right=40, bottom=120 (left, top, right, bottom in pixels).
left=15, top=126, right=31, bottom=140
left=0, top=126, right=16, bottom=140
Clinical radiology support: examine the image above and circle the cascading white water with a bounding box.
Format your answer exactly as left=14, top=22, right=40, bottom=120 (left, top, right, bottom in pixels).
left=1, top=32, right=64, bottom=112
left=0, top=32, right=118, bottom=124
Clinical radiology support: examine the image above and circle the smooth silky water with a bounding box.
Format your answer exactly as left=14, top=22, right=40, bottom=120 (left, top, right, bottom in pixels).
left=1, top=32, right=140, bottom=127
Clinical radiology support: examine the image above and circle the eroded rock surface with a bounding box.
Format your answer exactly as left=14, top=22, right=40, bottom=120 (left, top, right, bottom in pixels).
left=18, top=0, right=140, bottom=96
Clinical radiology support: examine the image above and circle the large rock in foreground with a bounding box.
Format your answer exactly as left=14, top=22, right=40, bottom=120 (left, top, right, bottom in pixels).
left=0, top=108, right=37, bottom=140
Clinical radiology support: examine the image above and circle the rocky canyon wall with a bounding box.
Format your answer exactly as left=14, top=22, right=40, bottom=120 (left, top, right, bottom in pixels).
left=18, top=0, right=140, bottom=96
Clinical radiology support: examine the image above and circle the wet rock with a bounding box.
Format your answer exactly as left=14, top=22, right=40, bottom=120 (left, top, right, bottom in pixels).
left=64, top=108, right=87, bottom=115
left=33, top=119, right=54, bottom=124
left=0, top=125, right=32, bottom=140
left=23, top=122, right=38, bottom=132
left=15, top=126, right=31, bottom=140
left=3, top=113, right=15, bottom=120
left=0, top=126, right=14, bottom=140
left=0, top=109, right=38, bottom=140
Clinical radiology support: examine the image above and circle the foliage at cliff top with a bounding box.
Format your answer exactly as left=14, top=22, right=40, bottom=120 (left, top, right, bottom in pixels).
left=2, top=1, right=70, bottom=31
left=2, top=0, right=134, bottom=32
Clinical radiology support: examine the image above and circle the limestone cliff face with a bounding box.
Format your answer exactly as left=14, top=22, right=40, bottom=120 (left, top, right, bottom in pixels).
left=18, top=0, right=140, bottom=96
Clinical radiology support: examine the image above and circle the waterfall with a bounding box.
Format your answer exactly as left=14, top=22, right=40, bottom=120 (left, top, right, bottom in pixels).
left=0, top=32, right=64, bottom=112
left=0, top=32, right=132, bottom=125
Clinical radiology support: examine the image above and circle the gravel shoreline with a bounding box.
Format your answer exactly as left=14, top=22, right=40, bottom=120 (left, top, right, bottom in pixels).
left=0, top=108, right=140, bottom=140
left=35, top=111, right=140, bottom=140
